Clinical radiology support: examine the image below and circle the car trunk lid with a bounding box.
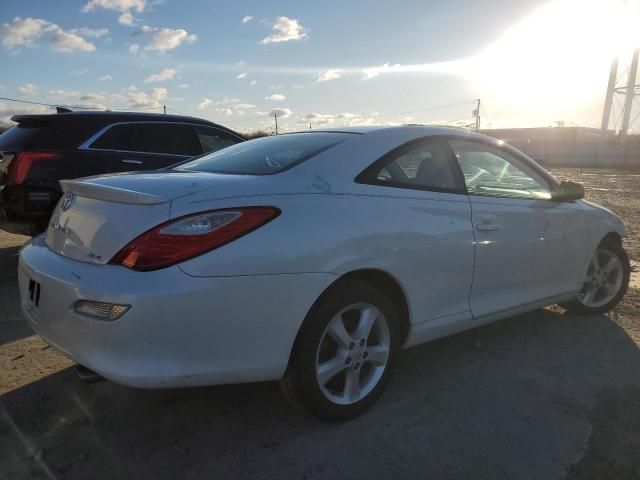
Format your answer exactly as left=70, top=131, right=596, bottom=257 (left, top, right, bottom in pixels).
left=45, top=171, right=264, bottom=265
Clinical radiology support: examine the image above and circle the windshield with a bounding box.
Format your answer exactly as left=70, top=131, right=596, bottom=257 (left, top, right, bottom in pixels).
left=173, top=132, right=353, bottom=175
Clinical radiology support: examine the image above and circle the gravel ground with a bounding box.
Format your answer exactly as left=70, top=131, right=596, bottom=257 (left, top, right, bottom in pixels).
left=1, top=168, right=639, bottom=480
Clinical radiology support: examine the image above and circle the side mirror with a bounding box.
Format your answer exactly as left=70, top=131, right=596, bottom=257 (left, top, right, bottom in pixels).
left=552, top=181, right=585, bottom=202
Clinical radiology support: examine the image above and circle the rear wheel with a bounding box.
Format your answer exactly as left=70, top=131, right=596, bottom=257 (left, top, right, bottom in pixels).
left=281, top=280, right=400, bottom=421
left=562, top=238, right=630, bottom=315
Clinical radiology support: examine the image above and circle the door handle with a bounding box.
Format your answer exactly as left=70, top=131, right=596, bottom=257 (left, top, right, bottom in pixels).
left=476, top=223, right=499, bottom=231
left=121, top=159, right=144, bottom=165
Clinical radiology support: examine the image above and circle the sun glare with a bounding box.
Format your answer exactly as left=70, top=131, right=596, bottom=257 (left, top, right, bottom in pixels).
left=472, top=0, right=640, bottom=126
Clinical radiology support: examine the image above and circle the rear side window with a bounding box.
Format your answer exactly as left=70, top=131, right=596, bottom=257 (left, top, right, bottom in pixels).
left=368, top=140, right=459, bottom=191
left=175, top=132, right=352, bottom=175
left=91, top=123, right=203, bottom=156
left=195, top=126, right=241, bottom=153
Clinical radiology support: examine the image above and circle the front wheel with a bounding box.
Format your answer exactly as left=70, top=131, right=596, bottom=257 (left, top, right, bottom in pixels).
left=562, top=238, right=630, bottom=315
left=280, top=280, right=400, bottom=421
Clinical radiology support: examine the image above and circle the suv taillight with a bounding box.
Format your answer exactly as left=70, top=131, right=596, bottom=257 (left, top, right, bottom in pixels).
left=6, top=151, right=61, bottom=186
left=110, top=207, right=281, bottom=271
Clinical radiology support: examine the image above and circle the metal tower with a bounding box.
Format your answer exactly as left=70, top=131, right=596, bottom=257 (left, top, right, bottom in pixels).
left=601, top=48, right=640, bottom=139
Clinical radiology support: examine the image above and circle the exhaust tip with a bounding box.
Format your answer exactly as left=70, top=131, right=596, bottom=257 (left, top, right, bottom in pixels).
left=75, top=364, right=104, bottom=384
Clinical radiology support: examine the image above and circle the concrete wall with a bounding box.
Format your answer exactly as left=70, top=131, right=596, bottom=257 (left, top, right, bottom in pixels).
left=511, top=143, right=640, bottom=168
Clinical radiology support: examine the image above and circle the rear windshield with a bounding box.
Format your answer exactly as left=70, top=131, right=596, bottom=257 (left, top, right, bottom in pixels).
left=0, top=125, right=44, bottom=151
left=173, top=132, right=352, bottom=175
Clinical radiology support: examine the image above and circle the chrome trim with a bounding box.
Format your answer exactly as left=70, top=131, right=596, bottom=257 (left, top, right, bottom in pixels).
left=78, top=121, right=244, bottom=156
left=121, top=159, right=144, bottom=165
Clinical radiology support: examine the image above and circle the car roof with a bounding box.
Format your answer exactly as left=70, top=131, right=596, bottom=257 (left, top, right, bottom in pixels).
left=302, top=124, right=493, bottom=140
left=12, top=111, right=213, bottom=125
left=10, top=111, right=245, bottom=137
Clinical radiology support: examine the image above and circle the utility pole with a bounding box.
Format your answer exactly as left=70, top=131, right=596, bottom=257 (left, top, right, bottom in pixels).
left=601, top=57, right=619, bottom=131
left=473, top=99, right=481, bottom=132
left=621, top=48, right=639, bottom=140
left=274, top=113, right=278, bottom=134
left=309, top=122, right=312, bottom=130
left=163, top=105, right=167, bottom=114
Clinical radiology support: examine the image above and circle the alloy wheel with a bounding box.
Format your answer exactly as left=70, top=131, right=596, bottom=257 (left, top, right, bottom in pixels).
left=315, top=303, right=391, bottom=405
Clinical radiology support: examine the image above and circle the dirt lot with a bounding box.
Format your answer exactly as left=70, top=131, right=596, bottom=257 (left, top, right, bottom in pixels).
left=1, top=168, right=639, bottom=480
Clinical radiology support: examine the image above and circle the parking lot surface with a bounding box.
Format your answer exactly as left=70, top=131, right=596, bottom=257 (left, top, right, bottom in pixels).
left=1, top=168, right=640, bottom=480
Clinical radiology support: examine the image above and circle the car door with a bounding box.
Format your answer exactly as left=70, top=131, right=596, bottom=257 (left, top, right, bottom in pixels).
left=448, top=139, right=586, bottom=319
left=76, top=122, right=203, bottom=176
left=357, top=138, right=475, bottom=323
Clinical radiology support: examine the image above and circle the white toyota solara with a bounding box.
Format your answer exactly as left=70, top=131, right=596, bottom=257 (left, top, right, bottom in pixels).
left=19, top=126, right=630, bottom=420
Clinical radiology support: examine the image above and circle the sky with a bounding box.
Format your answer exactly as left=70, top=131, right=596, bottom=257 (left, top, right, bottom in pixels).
left=1, top=0, right=640, bottom=133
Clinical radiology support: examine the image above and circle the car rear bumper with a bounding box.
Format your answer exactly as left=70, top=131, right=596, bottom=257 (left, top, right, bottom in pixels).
left=19, top=236, right=336, bottom=388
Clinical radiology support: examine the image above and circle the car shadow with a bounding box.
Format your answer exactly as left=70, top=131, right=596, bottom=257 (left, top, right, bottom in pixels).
left=0, top=244, right=33, bottom=346
left=2, top=308, right=640, bottom=480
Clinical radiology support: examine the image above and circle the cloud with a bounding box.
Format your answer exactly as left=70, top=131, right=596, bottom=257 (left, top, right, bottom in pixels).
left=177, top=83, right=189, bottom=89
left=118, top=12, right=134, bottom=26
left=265, top=94, right=286, bottom=101
left=82, top=0, right=147, bottom=26
left=316, top=69, right=342, bottom=82
left=135, top=25, right=197, bottom=52
left=250, top=80, right=257, bottom=86
left=236, top=72, right=247, bottom=79
left=302, top=112, right=360, bottom=126
left=0, top=17, right=100, bottom=53
left=0, top=100, right=51, bottom=123
left=241, top=16, right=253, bottom=24
left=217, top=108, right=233, bottom=116
left=144, top=67, right=177, bottom=82
left=50, top=28, right=96, bottom=52
left=122, top=86, right=167, bottom=108
left=235, top=103, right=256, bottom=110
left=129, top=43, right=139, bottom=54
left=74, top=68, right=89, bottom=76
left=0, top=17, right=50, bottom=49
left=98, top=74, right=112, bottom=81
left=197, top=98, right=212, bottom=110
left=260, top=16, right=307, bottom=44
left=18, top=83, right=37, bottom=95
left=362, top=63, right=393, bottom=80
left=268, top=107, right=292, bottom=118
left=48, top=89, right=81, bottom=99
left=70, top=27, right=109, bottom=38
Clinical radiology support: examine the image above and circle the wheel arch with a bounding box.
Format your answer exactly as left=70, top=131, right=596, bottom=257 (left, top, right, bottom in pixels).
left=296, top=268, right=411, bottom=347
left=600, top=231, right=623, bottom=247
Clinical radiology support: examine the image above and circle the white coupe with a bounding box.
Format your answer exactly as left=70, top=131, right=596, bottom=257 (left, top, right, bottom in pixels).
left=19, top=126, right=630, bottom=420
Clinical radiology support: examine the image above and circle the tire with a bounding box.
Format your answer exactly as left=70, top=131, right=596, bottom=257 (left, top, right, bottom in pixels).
left=561, top=238, right=630, bottom=315
left=280, top=279, right=401, bottom=421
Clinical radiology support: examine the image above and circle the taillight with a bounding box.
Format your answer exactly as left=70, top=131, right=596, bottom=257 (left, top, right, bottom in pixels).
left=6, top=151, right=61, bottom=186
left=110, top=207, right=281, bottom=271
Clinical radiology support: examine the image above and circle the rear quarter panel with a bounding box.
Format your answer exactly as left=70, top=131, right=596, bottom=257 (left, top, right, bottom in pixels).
left=174, top=189, right=475, bottom=324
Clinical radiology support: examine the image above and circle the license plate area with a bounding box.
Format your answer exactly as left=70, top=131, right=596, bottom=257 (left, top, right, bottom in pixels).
left=28, top=278, right=42, bottom=307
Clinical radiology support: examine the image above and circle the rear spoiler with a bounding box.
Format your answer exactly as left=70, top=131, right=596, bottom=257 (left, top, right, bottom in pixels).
left=60, top=180, right=168, bottom=205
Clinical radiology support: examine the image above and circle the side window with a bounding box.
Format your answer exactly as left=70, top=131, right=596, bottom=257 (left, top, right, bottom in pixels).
left=367, top=140, right=459, bottom=191
left=90, top=123, right=202, bottom=156
left=195, top=126, right=241, bottom=153
left=449, top=140, right=552, bottom=200
left=90, top=124, right=133, bottom=150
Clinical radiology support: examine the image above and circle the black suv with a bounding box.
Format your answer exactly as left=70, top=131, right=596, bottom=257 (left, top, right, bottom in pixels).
left=0, top=111, right=245, bottom=235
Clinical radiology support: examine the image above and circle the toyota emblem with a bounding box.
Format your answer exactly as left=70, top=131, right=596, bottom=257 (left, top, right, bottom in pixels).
left=61, top=192, right=74, bottom=211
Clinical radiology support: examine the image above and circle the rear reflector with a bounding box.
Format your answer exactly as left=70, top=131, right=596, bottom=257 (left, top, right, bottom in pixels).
left=74, top=300, right=130, bottom=321
left=110, top=207, right=281, bottom=271
left=7, top=151, right=61, bottom=186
